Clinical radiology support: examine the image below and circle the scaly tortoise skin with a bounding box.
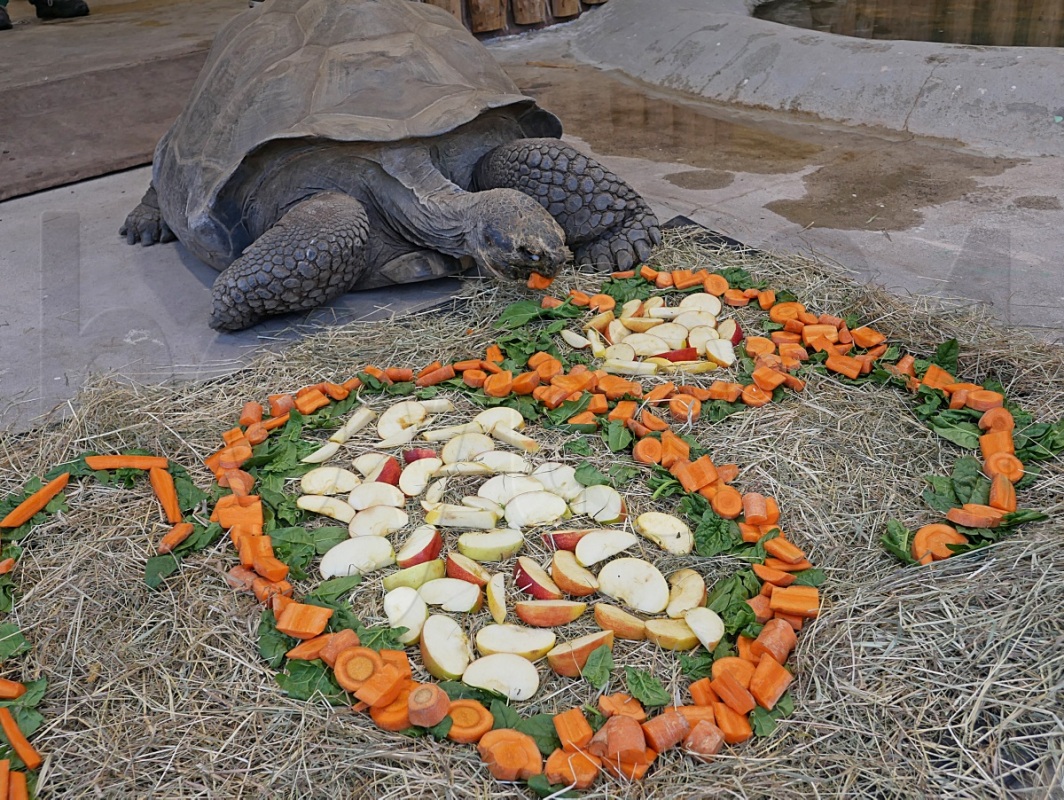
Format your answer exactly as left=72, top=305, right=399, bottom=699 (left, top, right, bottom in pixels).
left=120, top=0, right=661, bottom=331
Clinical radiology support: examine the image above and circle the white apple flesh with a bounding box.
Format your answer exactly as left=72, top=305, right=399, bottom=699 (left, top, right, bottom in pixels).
left=475, top=624, right=557, bottom=660
left=457, top=528, right=525, bottom=562
left=596, top=557, right=670, bottom=614
left=382, top=586, right=429, bottom=645
left=419, top=614, right=471, bottom=680
left=462, top=653, right=540, bottom=701
left=319, top=536, right=394, bottom=579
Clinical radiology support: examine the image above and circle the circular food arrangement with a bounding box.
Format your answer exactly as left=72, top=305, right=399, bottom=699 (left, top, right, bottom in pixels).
left=0, top=260, right=1055, bottom=794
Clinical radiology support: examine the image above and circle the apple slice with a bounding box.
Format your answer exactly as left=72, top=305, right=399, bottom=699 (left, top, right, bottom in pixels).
left=462, top=495, right=504, bottom=517
left=381, top=558, right=446, bottom=592
left=619, top=298, right=643, bottom=319
left=546, top=630, right=615, bottom=678
left=583, top=309, right=615, bottom=334
left=462, top=653, right=540, bottom=701
left=513, top=557, right=563, bottom=600
left=473, top=450, right=533, bottom=474
left=603, top=359, right=658, bottom=376
left=398, top=457, right=443, bottom=497
left=486, top=572, right=507, bottom=624
left=716, top=318, right=743, bottom=346
left=648, top=347, right=699, bottom=363
left=475, top=624, right=557, bottom=660
left=645, top=617, right=699, bottom=651
left=433, top=461, right=493, bottom=477
left=424, top=477, right=447, bottom=505
left=541, top=529, right=595, bottom=552
left=704, top=338, right=737, bottom=368
left=300, top=466, right=361, bottom=496
left=586, top=327, right=608, bottom=358
left=347, top=505, right=408, bottom=537
left=561, top=328, right=592, bottom=350
left=621, top=333, right=671, bottom=357
left=594, top=603, right=647, bottom=641
left=634, top=512, right=693, bottom=555
left=403, top=448, right=439, bottom=463
left=687, top=325, right=719, bottom=356
left=421, top=421, right=482, bottom=442
left=647, top=323, right=689, bottom=351
left=570, top=485, right=626, bottom=524
left=574, top=530, right=638, bottom=567
left=673, top=311, right=718, bottom=332
left=446, top=552, right=492, bottom=586
left=550, top=550, right=599, bottom=597
left=352, top=452, right=390, bottom=479
left=683, top=607, right=726, bottom=652
left=620, top=317, right=664, bottom=333
left=296, top=495, right=356, bottom=524
left=395, top=524, right=443, bottom=568
left=642, top=297, right=666, bottom=314
left=474, top=407, right=525, bottom=434
left=373, top=455, right=403, bottom=486
left=596, top=557, right=670, bottom=614
left=423, top=503, right=498, bottom=529
left=301, top=441, right=341, bottom=464
left=606, top=319, right=630, bottom=346
left=418, top=577, right=484, bottom=613
left=377, top=400, right=428, bottom=440
left=666, top=568, right=707, bottom=618
left=329, top=407, right=377, bottom=444
left=383, top=586, right=429, bottom=645
left=514, top=600, right=587, bottom=627
left=420, top=398, right=455, bottom=414
left=319, top=536, right=394, bottom=579
left=604, top=342, right=636, bottom=362
left=531, top=463, right=584, bottom=502
left=478, top=474, right=545, bottom=507
left=457, top=528, right=525, bottom=562
left=441, top=432, right=495, bottom=464
left=347, top=482, right=403, bottom=511
left=490, top=426, right=540, bottom=454
left=420, top=614, right=471, bottom=680
left=646, top=306, right=683, bottom=320
left=679, top=292, right=723, bottom=316
left=504, top=491, right=569, bottom=528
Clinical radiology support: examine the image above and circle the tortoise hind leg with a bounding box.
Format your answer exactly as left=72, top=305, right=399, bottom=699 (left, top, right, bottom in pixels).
left=473, top=138, right=661, bottom=271
left=210, top=192, right=368, bottom=331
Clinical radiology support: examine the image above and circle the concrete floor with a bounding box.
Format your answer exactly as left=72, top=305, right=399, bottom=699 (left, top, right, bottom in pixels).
left=1, top=0, right=1062, bottom=433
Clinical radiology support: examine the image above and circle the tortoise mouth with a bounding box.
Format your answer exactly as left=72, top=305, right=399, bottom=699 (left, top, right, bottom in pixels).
left=477, top=247, right=571, bottom=282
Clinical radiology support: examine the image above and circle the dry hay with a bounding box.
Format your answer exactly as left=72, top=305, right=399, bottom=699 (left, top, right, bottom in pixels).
left=1, top=229, right=1062, bottom=799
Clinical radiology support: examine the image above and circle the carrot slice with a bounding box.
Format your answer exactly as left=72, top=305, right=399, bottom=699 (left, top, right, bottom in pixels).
left=527, top=272, right=554, bottom=289
left=598, top=693, right=647, bottom=722
left=911, top=523, right=968, bottom=564
left=285, top=632, right=332, bottom=661
left=668, top=393, right=702, bottom=422
left=447, top=699, right=494, bottom=744
left=749, top=619, right=797, bottom=665
left=711, top=485, right=743, bottom=519
left=988, top=472, right=1018, bottom=512
left=0, top=708, right=41, bottom=770
left=275, top=602, right=333, bottom=640
left=632, top=437, right=663, bottom=465
left=483, top=370, right=514, bottom=398
left=463, top=369, right=488, bottom=389
left=478, top=728, right=543, bottom=781
left=354, top=664, right=404, bottom=709
left=318, top=628, right=361, bottom=668
left=984, top=451, right=1024, bottom=483
left=641, top=710, right=691, bottom=753
left=711, top=657, right=756, bottom=689
left=415, top=364, right=456, bottom=387
left=408, top=682, right=451, bottom=728
left=712, top=702, right=752, bottom=744
left=768, top=585, right=821, bottom=618
left=0, top=473, right=70, bottom=528
left=689, top=677, right=718, bottom=706
left=370, top=679, right=415, bottom=731
left=545, top=748, right=600, bottom=790
left=748, top=654, right=793, bottom=710
left=333, top=646, right=383, bottom=694
left=741, top=383, right=772, bottom=407
left=978, top=406, right=1015, bottom=432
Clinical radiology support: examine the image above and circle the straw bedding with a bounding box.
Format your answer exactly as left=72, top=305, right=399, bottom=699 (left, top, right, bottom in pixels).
left=1, top=229, right=1061, bottom=798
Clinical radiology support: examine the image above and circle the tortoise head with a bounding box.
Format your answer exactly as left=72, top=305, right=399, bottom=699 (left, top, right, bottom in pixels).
left=468, top=189, right=570, bottom=281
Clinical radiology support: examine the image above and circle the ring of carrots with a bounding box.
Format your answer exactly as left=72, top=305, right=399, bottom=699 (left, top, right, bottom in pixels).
left=0, top=261, right=1052, bottom=794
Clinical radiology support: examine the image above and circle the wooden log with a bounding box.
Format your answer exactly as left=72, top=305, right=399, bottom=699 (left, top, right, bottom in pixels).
left=512, top=0, right=546, bottom=24
left=423, top=0, right=463, bottom=21
left=552, top=0, right=581, bottom=18
left=469, top=0, right=505, bottom=32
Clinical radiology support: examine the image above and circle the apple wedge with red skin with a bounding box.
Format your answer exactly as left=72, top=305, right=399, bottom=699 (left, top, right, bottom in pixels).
left=546, top=630, right=615, bottom=678
left=648, top=347, right=699, bottom=363
left=446, top=552, right=491, bottom=587
left=395, top=524, right=443, bottom=568
left=540, top=529, right=595, bottom=552
left=716, top=318, right=743, bottom=347
left=373, top=455, right=403, bottom=486
left=550, top=550, right=599, bottom=597
left=513, top=556, right=564, bottom=600
left=403, top=448, right=438, bottom=464
left=514, top=600, right=587, bottom=627
left=593, top=603, right=647, bottom=641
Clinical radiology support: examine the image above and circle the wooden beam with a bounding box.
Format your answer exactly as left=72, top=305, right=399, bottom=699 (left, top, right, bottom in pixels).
left=423, top=0, right=463, bottom=21
left=552, top=0, right=581, bottom=18
left=512, top=0, right=545, bottom=25
left=469, top=0, right=505, bottom=32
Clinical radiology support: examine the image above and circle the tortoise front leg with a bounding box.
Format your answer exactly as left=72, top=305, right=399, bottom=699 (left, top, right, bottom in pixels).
left=120, top=184, right=176, bottom=246
left=210, top=192, right=369, bottom=331
left=474, top=138, right=661, bottom=271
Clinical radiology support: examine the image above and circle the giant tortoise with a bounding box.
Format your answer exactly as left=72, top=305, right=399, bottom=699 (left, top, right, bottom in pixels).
left=120, top=0, right=661, bottom=330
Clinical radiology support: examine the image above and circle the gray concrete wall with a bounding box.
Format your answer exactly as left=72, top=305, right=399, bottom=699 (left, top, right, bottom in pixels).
left=570, top=0, right=1064, bottom=158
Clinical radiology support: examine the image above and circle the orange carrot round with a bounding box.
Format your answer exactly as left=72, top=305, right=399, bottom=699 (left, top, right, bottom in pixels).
left=370, top=680, right=415, bottom=731
left=407, top=683, right=451, bottom=728
left=722, top=288, right=749, bottom=307
left=978, top=406, right=1014, bottom=432
left=984, top=451, right=1024, bottom=483
left=912, top=523, right=968, bottom=563
left=702, top=273, right=729, bottom=296
left=632, top=437, right=663, bottom=465
left=483, top=370, right=514, bottom=398
left=463, top=369, right=488, bottom=389
left=741, top=384, right=772, bottom=408
left=477, top=728, right=543, bottom=781
left=966, top=389, right=1004, bottom=412
left=333, top=646, right=383, bottom=693
left=446, top=699, right=494, bottom=744
left=710, top=485, right=743, bottom=519
left=668, top=394, right=702, bottom=423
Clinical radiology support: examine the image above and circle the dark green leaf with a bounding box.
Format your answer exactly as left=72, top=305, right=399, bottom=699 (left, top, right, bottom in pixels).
left=583, top=705, right=607, bottom=732
left=599, top=277, right=655, bottom=305
left=495, top=299, right=582, bottom=330
left=951, top=456, right=990, bottom=505
left=0, top=625, right=29, bottom=662
left=678, top=649, right=715, bottom=681
left=545, top=393, right=592, bottom=426
left=692, top=509, right=743, bottom=558
left=438, top=681, right=507, bottom=704
left=922, top=474, right=958, bottom=514
left=624, top=667, right=671, bottom=707
left=257, top=609, right=291, bottom=670
left=356, top=624, right=407, bottom=651
left=574, top=462, right=611, bottom=488
left=176, top=522, right=224, bottom=555
left=928, top=417, right=981, bottom=449
left=999, top=508, right=1049, bottom=527
left=527, top=774, right=579, bottom=798
left=168, top=463, right=208, bottom=513
left=932, top=339, right=960, bottom=373
left=305, top=574, right=362, bottom=605
left=608, top=464, right=641, bottom=486
left=310, top=526, right=350, bottom=555
left=276, top=660, right=349, bottom=705
left=749, top=691, right=795, bottom=737
left=515, top=714, right=562, bottom=757
left=790, top=567, right=828, bottom=587
left=564, top=438, right=593, bottom=457
left=581, top=645, right=614, bottom=691
left=602, top=420, right=633, bottom=452
left=715, top=267, right=762, bottom=290
left=490, top=699, right=521, bottom=730
left=427, top=716, right=454, bottom=739
left=881, top=519, right=917, bottom=564
left=144, top=554, right=180, bottom=589
left=269, top=526, right=317, bottom=577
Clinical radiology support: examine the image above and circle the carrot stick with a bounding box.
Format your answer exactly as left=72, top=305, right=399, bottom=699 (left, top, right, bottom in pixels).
left=763, top=556, right=814, bottom=572
left=333, top=646, right=383, bottom=694
left=746, top=594, right=773, bottom=624
left=7, top=769, right=26, bottom=800
left=354, top=664, right=404, bottom=708
left=156, top=522, right=195, bottom=555
left=408, top=682, right=451, bottom=728
left=659, top=430, right=690, bottom=468
left=749, top=654, right=793, bottom=711
left=417, top=361, right=444, bottom=379
left=711, top=702, right=752, bottom=744
left=0, top=708, right=41, bottom=770
left=415, top=364, right=456, bottom=387
left=0, top=760, right=8, bottom=800
left=285, top=632, right=332, bottom=661
left=85, top=455, right=168, bottom=471
left=752, top=563, right=796, bottom=587
left=148, top=467, right=183, bottom=524
left=545, top=748, right=601, bottom=790
left=369, top=679, right=415, bottom=731
left=673, top=456, right=719, bottom=493
left=260, top=413, right=291, bottom=431
left=446, top=699, right=494, bottom=744
left=477, top=728, right=543, bottom=780
left=688, top=677, right=718, bottom=706
left=239, top=401, right=264, bottom=427
left=253, top=555, right=291, bottom=584
left=763, top=537, right=807, bottom=565
left=737, top=634, right=762, bottom=664
left=710, top=670, right=757, bottom=715
left=741, top=493, right=769, bottom=524
left=0, top=680, right=26, bottom=701
left=384, top=367, right=414, bottom=383
left=0, top=472, right=70, bottom=528
left=768, top=585, right=821, bottom=618
left=641, top=710, right=691, bottom=753
left=553, top=706, right=594, bottom=752
left=749, top=619, right=797, bottom=665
